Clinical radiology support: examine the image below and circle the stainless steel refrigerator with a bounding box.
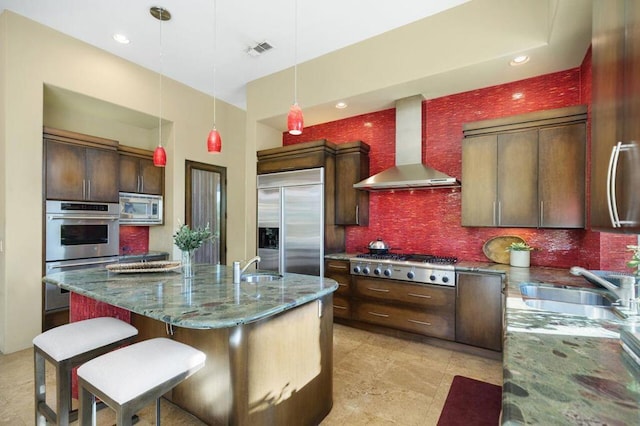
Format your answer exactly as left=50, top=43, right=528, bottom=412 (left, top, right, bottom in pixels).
left=257, top=168, right=324, bottom=276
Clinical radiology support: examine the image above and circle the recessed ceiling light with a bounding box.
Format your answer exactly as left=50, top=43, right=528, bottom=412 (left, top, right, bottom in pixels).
left=113, top=33, right=130, bottom=44
left=510, top=55, right=529, bottom=66
left=512, top=92, right=524, bottom=100
left=335, top=101, right=347, bottom=109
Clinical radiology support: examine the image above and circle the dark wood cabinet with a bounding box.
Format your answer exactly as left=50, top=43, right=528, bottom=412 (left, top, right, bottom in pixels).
left=325, top=259, right=352, bottom=319
left=591, top=0, right=640, bottom=232
left=44, top=127, right=119, bottom=203
left=351, top=276, right=455, bottom=340
left=335, top=141, right=370, bottom=226
left=455, top=272, right=503, bottom=352
left=462, top=106, right=586, bottom=228
left=119, top=146, right=164, bottom=195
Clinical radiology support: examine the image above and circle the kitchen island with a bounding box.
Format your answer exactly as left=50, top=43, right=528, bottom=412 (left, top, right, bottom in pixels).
left=44, top=264, right=338, bottom=426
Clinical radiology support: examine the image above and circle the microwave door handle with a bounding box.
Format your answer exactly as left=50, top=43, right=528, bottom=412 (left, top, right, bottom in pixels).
left=47, top=214, right=119, bottom=221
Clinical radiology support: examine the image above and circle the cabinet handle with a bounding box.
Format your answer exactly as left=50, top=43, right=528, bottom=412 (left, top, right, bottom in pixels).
left=368, top=311, right=389, bottom=318
left=338, top=283, right=348, bottom=288
left=607, top=143, right=622, bottom=227
left=333, top=305, right=348, bottom=310
left=355, top=205, right=359, bottom=225
left=367, top=287, right=390, bottom=293
left=497, top=201, right=502, bottom=225
left=492, top=201, right=497, bottom=226
left=328, top=263, right=348, bottom=270
left=407, top=319, right=431, bottom=326
left=140, top=175, right=144, bottom=193
left=540, top=200, right=544, bottom=227
left=87, top=180, right=91, bottom=200
left=82, top=179, right=86, bottom=200
left=407, top=292, right=432, bottom=299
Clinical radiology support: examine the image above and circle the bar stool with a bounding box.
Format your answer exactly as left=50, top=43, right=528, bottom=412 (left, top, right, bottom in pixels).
left=33, top=316, right=138, bottom=425
left=77, top=337, right=206, bottom=426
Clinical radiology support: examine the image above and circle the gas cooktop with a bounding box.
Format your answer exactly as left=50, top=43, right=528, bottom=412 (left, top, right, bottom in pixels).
left=350, top=253, right=457, bottom=286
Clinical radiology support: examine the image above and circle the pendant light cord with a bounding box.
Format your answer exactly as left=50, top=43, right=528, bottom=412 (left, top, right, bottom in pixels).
left=293, top=0, right=298, bottom=104
left=213, top=0, right=217, bottom=126
left=158, top=9, right=164, bottom=148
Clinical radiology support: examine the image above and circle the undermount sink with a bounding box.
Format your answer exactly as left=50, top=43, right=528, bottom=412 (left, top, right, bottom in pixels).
left=519, top=283, right=624, bottom=320
left=241, top=273, right=283, bottom=283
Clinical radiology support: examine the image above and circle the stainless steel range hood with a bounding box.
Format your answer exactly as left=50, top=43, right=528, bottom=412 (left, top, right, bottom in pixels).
left=354, top=95, right=460, bottom=191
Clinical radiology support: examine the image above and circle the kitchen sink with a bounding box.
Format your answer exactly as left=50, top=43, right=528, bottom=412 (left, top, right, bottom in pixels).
left=519, top=283, right=624, bottom=320
left=519, top=284, right=616, bottom=306
left=241, top=273, right=283, bottom=283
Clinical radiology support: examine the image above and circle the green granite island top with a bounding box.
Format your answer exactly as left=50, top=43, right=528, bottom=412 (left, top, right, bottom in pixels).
left=43, top=264, right=338, bottom=329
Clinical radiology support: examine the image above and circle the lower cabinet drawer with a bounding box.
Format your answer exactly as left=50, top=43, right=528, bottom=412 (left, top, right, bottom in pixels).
left=354, top=301, right=454, bottom=340
left=332, top=295, right=351, bottom=319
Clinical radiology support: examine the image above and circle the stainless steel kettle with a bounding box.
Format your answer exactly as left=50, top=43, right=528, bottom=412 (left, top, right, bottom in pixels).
left=368, top=238, right=390, bottom=254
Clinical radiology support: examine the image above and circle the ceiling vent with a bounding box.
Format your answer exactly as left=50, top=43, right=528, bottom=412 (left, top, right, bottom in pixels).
left=247, top=41, right=274, bottom=57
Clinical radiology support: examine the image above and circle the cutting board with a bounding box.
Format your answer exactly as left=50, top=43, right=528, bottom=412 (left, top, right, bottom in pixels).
left=482, top=235, right=525, bottom=264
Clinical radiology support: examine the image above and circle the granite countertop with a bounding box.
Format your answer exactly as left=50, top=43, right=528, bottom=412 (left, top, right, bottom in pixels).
left=462, top=262, right=640, bottom=425
left=326, top=254, right=640, bottom=423
left=43, top=264, right=338, bottom=330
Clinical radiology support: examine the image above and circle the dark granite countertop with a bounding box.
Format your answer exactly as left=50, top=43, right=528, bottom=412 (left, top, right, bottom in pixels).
left=43, top=264, right=338, bottom=330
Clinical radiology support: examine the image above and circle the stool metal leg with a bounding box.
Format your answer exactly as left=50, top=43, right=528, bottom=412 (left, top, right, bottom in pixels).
left=156, top=398, right=161, bottom=426
left=79, top=381, right=96, bottom=426
left=34, top=349, right=46, bottom=426
left=56, top=360, right=72, bottom=426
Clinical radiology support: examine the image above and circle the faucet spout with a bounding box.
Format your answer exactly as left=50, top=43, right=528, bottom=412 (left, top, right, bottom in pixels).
left=241, top=256, right=261, bottom=274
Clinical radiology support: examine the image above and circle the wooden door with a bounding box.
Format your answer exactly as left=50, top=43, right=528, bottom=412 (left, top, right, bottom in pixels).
left=497, top=130, right=538, bottom=227
left=455, top=273, right=503, bottom=351
left=118, top=154, right=139, bottom=193
left=85, top=148, right=119, bottom=202
left=539, top=123, right=586, bottom=228
left=45, top=140, right=86, bottom=201
left=590, top=0, right=626, bottom=230
left=461, top=135, right=498, bottom=226
left=139, top=158, right=163, bottom=195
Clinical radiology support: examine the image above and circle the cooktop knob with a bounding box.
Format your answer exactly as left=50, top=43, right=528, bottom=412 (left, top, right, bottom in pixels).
left=407, top=271, right=415, bottom=279
left=384, top=268, right=392, bottom=277
left=430, top=275, right=437, bottom=281
left=362, top=266, right=370, bottom=275
left=353, top=265, right=361, bottom=273
left=374, top=267, right=382, bottom=275
left=442, top=276, right=449, bottom=283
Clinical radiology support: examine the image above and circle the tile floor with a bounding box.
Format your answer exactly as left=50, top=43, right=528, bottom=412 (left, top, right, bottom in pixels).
left=0, top=324, right=502, bottom=425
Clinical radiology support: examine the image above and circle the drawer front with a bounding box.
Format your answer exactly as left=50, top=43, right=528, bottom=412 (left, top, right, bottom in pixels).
left=353, top=277, right=454, bottom=308
left=354, top=301, right=454, bottom=340
left=332, top=295, right=351, bottom=319
left=325, top=260, right=351, bottom=296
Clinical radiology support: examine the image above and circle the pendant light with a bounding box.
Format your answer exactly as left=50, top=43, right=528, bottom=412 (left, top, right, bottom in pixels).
left=151, top=6, right=170, bottom=167
left=287, top=0, right=303, bottom=135
left=207, top=0, right=222, bottom=153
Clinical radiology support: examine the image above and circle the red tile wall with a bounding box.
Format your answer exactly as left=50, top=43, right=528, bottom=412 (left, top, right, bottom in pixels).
left=283, top=50, right=637, bottom=271
left=119, top=225, right=150, bottom=254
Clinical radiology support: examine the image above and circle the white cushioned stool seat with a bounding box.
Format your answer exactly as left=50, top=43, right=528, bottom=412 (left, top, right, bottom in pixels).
left=78, top=337, right=206, bottom=426
left=33, top=317, right=138, bottom=426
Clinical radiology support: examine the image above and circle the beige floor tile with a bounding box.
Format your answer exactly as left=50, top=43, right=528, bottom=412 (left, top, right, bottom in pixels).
left=1, top=324, right=502, bottom=425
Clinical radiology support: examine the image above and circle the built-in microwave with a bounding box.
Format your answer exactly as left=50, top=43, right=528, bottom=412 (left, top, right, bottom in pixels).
left=119, top=192, right=163, bottom=225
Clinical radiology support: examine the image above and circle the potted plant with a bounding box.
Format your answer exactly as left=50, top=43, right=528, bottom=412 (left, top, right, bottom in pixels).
left=627, top=245, right=640, bottom=275
left=173, top=223, right=213, bottom=277
left=506, top=242, right=534, bottom=268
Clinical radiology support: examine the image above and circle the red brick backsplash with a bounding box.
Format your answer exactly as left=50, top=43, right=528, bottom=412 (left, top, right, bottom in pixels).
left=283, top=50, right=636, bottom=271
left=119, top=225, right=150, bottom=255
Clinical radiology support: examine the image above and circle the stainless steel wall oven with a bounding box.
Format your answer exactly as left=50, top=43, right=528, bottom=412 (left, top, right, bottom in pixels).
left=44, top=200, right=120, bottom=311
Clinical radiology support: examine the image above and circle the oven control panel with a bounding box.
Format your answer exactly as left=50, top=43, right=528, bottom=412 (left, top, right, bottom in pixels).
left=349, top=260, right=456, bottom=286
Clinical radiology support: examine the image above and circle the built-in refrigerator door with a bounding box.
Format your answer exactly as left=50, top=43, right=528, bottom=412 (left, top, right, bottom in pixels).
left=283, top=183, right=323, bottom=276
left=257, top=188, right=281, bottom=272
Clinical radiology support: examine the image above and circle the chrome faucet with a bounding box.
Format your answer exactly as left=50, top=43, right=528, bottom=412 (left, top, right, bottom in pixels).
left=233, top=256, right=261, bottom=283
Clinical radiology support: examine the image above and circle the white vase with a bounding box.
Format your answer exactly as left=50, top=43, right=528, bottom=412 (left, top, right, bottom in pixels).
left=510, top=250, right=530, bottom=268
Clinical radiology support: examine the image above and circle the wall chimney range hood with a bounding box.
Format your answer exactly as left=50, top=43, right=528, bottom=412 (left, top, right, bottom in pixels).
left=353, top=95, right=460, bottom=191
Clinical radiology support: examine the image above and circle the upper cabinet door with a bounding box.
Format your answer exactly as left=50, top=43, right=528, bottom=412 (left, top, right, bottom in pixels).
left=539, top=123, right=586, bottom=228
left=497, top=130, right=538, bottom=227
left=85, top=148, right=119, bottom=202
left=139, top=158, right=163, bottom=195
left=45, top=140, right=86, bottom=201
left=461, top=135, right=497, bottom=226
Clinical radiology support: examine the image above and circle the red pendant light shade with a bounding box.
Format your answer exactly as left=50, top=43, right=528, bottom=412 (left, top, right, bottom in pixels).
left=207, top=128, right=222, bottom=153
left=153, top=146, right=167, bottom=167
left=287, top=103, right=304, bottom=135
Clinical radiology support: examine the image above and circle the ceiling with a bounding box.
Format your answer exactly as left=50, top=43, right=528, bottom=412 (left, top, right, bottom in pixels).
left=1, top=0, right=593, bottom=130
